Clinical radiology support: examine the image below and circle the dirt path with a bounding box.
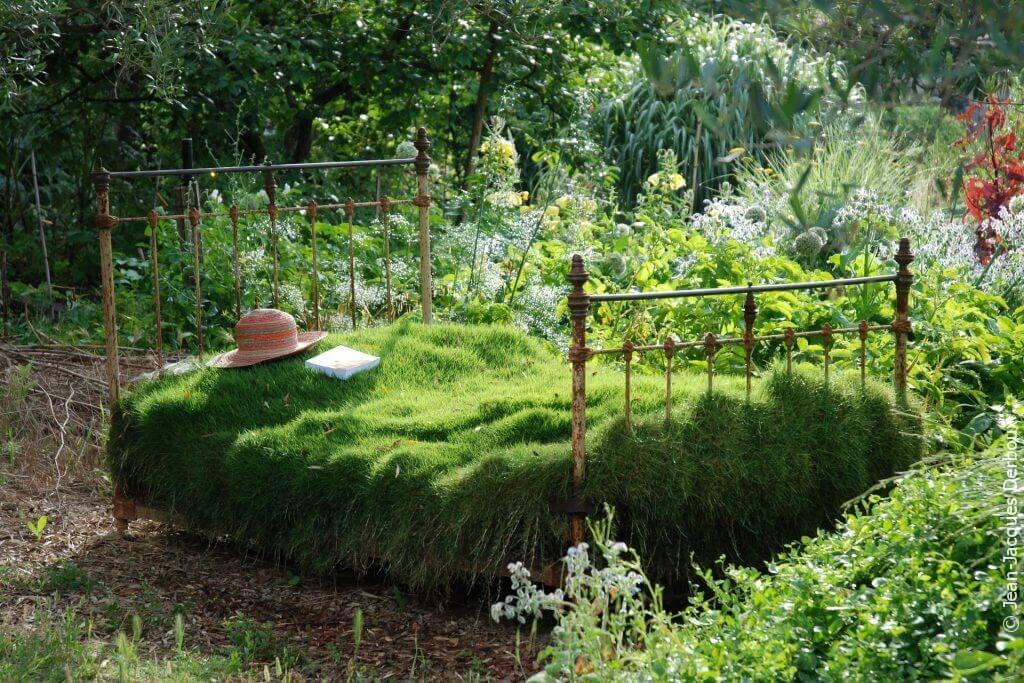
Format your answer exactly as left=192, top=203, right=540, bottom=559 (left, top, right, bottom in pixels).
left=0, top=347, right=544, bottom=680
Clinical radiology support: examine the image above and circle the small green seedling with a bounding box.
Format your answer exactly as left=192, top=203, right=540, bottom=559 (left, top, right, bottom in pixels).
left=26, top=515, right=47, bottom=541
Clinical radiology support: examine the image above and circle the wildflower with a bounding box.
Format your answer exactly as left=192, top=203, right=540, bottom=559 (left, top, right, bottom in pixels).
left=555, top=195, right=572, bottom=209
left=668, top=173, right=686, bottom=191
left=519, top=190, right=530, bottom=203
left=605, top=253, right=627, bottom=278
left=544, top=205, right=560, bottom=219
left=646, top=172, right=660, bottom=187
left=744, top=205, right=766, bottom=223
left=793, top=230, right=824, bottom=258
left=395, top=140, right=417, bottom=158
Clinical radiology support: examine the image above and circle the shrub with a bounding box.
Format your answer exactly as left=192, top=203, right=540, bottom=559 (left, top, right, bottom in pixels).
left=597, top=15, right=836, bottom=208
left=108, top=322, right=922, bottom=592
left=497, top=427, right=1023, bottom=680
left=738, top=116, right=914, bottom=252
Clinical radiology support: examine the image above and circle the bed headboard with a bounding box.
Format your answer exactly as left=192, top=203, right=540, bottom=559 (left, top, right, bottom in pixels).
left=92, top=128, right=434, bottom=406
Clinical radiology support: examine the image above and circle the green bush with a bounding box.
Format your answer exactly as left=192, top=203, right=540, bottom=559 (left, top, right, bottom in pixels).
left=597, top=15, right=836, bottom=208
left=499, top=426, right=1023, bottom=680
left=109, top=322, right=922, bottom=592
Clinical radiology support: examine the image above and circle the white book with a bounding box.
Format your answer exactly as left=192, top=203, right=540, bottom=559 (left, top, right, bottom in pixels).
left=305, top=345, right=380, bottom=380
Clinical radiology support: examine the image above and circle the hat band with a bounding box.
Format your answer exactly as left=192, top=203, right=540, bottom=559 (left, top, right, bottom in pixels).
left=236, top=328, right=299, bottom=355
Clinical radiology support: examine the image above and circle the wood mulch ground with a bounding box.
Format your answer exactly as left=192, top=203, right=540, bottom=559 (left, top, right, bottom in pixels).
left=0, top=344, right=545, bottom=680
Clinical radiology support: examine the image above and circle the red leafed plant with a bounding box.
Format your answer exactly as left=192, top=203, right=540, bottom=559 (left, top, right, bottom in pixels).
left=955, top=95, right=1022, bottom=265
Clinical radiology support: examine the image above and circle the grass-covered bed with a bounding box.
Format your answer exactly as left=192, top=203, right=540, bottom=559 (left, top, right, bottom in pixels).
left=109, top=322, right=923, bottom=591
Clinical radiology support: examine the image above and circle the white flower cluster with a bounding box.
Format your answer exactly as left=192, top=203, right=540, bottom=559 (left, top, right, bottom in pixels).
left=513, top=278, right=565, bottom=344
left=492, top=539, right=644, bottom=626
left=691, top=198, right=772, bottom=253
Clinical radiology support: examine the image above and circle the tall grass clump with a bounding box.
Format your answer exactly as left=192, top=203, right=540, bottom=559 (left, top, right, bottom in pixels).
left=597, top=15, right=838, bottom=208
left=739, top=116, right=915, bottom=251
left=108, top=322, right=922, bottom=592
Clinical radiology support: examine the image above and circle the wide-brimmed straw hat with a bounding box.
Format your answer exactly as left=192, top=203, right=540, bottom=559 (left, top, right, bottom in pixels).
left=209, top=309, right=326, bottom=368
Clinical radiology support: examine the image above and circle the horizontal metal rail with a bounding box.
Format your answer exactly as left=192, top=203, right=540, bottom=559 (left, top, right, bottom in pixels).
left=589, top=274, right=897, bottom=303
left=113, top=197, right=417, bottom=224
left=104, top=156, right=417, bottom=180
left=586, top=324, right=892, bottom=357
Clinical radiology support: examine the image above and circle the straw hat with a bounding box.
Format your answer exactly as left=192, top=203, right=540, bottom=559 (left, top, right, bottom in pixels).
left=209, top=309, right=326, bottom=368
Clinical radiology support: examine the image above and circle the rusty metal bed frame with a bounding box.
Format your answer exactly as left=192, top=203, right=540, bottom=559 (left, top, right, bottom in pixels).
left=96, top=138, right=915, bottom=576
left=559, top=237, right=915, bottom=546
left=93, top=128, right=434, bottom=409
left=94, top=128, right=434, bottom=534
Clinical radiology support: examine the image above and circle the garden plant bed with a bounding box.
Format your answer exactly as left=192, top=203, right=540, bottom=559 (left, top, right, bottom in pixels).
left=109, top=322, right=924, bottom=592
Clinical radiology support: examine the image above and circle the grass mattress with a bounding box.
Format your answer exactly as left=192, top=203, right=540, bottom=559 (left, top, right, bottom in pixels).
left=109, top=322, right=923, bottom=591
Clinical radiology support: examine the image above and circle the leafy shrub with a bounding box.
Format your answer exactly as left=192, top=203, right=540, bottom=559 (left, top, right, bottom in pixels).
left=497, top=426, right=1024, bottom=680
left=738, top=116, right=914, bottom=252
left=597, top=15, right=836, bottom=208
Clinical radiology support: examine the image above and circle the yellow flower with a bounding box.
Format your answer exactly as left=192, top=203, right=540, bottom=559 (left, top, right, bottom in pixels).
left=519, top=190, right=530, bottom=202
left=555, top=195, right=572, bottom=209
left=667, top=173, right=686, bottom=191
left=646, top=172, right=660, bottom=187
left=544, top=205, right=560, bottom=218
left=728, top=146, right=746, bottom=156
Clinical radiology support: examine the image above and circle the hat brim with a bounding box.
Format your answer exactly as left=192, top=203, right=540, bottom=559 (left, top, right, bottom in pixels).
left=208, top=331, right=328, bottom=369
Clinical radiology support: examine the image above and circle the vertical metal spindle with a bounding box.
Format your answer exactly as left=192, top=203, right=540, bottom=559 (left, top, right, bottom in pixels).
left=566, top=255, right=591, bottom=547
left=623, top=340, right=634, bottom=434
left=264, top=168, right=279, bottom=308
left=230, top=205, right=241, bottom=320
left=859, top=320, right=869, bottom=391
left=893, top=238, right=914, bottom=395
left=821, top=323, right=833, bottom=384
left=148, top=211, right=164, bottom=368
left=308, top=198, right=319, bottom=329
left=743, top=286, right=757, bottom=399
left=189, top=207, right=204, bottom=355
left=414, top=128, right=433, bottom=324
left=345, top=197, right=357, bottom=329
left=704, top=333, right=717, bottom=394
left=93, top=170, right=119, bottom=407
left=664, top=336, right=675, bottom=422
left=381, top=196, right=394, bottom=322
left=784, top=327, right=795, bottom=375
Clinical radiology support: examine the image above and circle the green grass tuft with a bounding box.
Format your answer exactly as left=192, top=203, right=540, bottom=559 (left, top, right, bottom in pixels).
left=109, top=322, right=923, bottom=591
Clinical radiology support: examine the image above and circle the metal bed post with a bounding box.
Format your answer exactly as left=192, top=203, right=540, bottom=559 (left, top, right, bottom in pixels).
left=414, top=128, right=433, bottom=324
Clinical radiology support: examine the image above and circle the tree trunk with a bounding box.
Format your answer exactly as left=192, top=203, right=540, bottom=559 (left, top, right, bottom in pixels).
left=240, top=129, right=267, bottom=164
left=462, top=20, right=500, bottom=186
left=284, top=112, right=315, bottom=164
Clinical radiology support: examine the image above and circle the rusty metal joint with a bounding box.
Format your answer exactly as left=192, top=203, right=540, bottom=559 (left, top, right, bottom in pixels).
left=112, top=495, right=137, bottom=522
left=549, top=497, right=597, bottom=516
left=568, top=346, right=593, bottom=363
left=411, top=194, right=431, bottom=208
left=96, top=213, right=118, bottom=230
